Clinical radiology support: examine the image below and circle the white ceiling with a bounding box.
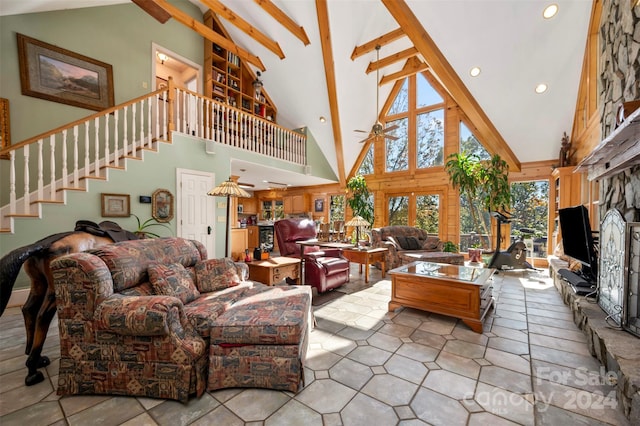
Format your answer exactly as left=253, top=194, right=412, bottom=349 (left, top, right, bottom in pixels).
left=0, top=0, right=593, bottom=191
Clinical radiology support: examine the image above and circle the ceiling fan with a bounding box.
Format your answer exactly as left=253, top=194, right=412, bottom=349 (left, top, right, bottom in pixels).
left=355, top=45, right=399, bottom=144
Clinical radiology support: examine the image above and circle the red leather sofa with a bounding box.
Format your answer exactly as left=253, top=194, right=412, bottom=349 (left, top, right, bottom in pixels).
left=274, top=218, right=350, bottom=293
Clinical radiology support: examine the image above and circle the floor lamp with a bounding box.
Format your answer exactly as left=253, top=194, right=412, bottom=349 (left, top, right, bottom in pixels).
left=207, top=177, right=251, bottom=257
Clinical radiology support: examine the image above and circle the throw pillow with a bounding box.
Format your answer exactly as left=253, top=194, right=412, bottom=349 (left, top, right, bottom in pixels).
left=406, top=236, right=422, bottom=250
left=195, top=258, right=241, bottom=293
left=422, top=236, right=441, bottom=250
left=394, top=235, right=411, bottom=249
left=148, top=262, right=200, bottom=304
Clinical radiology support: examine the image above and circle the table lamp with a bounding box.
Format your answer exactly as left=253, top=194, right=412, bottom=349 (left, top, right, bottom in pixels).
left=345, top=215, right=370, bottom=247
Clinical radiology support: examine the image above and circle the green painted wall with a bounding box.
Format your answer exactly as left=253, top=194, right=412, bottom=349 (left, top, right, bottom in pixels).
left=0, top=2, right=339, bottom=292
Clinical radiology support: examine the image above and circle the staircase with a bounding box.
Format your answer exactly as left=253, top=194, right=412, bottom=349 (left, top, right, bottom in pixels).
left=0, top=79, right=307, bottom=234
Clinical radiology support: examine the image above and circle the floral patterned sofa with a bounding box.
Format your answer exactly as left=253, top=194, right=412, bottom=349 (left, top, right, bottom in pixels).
left=51, top=237, right=311, bottom=402
left=371, top=226, right=446, bottom=270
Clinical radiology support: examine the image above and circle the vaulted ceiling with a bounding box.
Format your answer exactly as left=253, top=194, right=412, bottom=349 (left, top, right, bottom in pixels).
left=1, top=0, right=593, bottom=190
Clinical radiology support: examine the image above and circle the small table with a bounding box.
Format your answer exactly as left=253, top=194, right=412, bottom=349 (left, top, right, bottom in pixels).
left=342, top=247, right=388, bottom=283
left=247, top=256, right=301, bottom=286
left=388, top=261, right=495, bottom=333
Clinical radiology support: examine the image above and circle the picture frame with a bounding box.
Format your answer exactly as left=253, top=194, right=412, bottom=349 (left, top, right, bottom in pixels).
left=238, top=204, right=244, bottom=214
left=101, top=193, right=130, bottom=217
left=0, top=98, right=10, bottom=160
left=17, top=33, right=114, bottom=111
left=152, top=188, right=174, bottom=223
left=314, top=198, right=324, bottom=212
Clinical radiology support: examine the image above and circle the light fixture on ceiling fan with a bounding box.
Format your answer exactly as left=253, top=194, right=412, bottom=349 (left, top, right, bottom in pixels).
left=355, top=45, right=399, bottom=144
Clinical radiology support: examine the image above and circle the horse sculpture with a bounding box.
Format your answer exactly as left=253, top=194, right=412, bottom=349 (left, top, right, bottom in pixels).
left=0, top=221, right=137, bottom=386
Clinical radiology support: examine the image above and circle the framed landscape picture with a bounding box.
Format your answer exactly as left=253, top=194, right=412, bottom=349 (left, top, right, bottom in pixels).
left=17, top=33, right=114, bottom=111
left=101, top=193, right=130, bottom=217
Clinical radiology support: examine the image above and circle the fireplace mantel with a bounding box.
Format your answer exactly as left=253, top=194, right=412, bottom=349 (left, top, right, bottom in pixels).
left=576, top=107, right=640, bottom=181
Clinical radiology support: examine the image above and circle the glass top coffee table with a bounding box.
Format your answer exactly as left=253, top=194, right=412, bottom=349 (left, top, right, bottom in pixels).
left=388, top=261, right=495, bottom=333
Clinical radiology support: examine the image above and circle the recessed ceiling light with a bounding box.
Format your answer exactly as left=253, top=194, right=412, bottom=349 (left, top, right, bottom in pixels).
left=543, top=4, right=558, bottom=19
left=470, top=67, right=481, bottom=77
left=535, top=83, right=548, bottom=94
left=319, top=116, right=326, bottom=123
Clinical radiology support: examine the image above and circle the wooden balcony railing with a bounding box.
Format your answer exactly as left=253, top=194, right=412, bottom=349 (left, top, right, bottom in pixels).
left=0, top=78, right=307, bottom=232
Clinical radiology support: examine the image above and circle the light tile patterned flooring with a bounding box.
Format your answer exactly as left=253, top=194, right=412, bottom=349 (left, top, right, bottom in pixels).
left=0, top=264, right=631, bottom=425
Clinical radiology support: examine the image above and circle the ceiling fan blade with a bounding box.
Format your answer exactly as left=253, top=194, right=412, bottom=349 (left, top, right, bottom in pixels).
left=383, top=124, right=399, bottom=133
left=358, top=135, right=375, bottom=144
left=384, top=133, right=399, bottom=140
left=354, top=129, right=369, bottom=133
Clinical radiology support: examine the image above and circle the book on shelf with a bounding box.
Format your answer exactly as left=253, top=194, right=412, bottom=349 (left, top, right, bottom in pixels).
left=213, top=85, right=224, bottom=95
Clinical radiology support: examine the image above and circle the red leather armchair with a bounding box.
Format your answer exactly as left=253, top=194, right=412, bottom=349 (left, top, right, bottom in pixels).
left=274, top=218, right=350, bottom=293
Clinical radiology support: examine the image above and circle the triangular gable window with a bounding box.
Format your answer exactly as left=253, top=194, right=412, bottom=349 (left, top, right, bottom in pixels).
left=357, top=144, right=374, bottom=175
left=417, top=73, right=443, bottom=108
left=388, top=79, right=409, bottom=115
left=460, top=122, right=490, bottom=160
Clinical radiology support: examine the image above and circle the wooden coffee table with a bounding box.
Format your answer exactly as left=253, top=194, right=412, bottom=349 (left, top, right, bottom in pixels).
left=342, top=247, right=388, bottom=283
left=247, top=256, right=301, bottom=286
left=388, top=261, right=495, bottom=333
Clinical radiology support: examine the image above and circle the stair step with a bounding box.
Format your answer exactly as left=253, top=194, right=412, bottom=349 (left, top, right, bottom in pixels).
left=79, top=175, right=107, bottom=181
left=31, top=199, right=64, bottom=205
left=5, top=214, right=39, bottom=218
left=0, top=228, right=12, bottom=233
left=57, top=186, right=86, bottom=192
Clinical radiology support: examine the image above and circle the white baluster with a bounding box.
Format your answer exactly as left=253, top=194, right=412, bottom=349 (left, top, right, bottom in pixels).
left=123, top=105, right=129, bottom=157
left=61, top=130, right=68, bottom=189
left=131, top=103, right=137, bottom=157
left=113, top=109, right=119, bottom=167
left=84, top=121, right=90, bottom=177
left=104, top=114, right=110, bottom=169
left=147, top=97, right=152, bottom=148
left=23, top=147, right=30, bottom=213
left=9, top=153, right=16, bottom=214
left=94, top=117, right=100, bottom=176
left=49, top=135, right=56, bottom=199
left=139, top=100, right=145, bottom=149
left=37, top=139, right=43, bottom=201
left=73, top=126, right=79, bottom=187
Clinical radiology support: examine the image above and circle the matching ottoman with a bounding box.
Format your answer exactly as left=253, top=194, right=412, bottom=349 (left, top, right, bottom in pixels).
left=400, top=251, right=465, bottom=265
left=207, top=285, right=311, bottom=393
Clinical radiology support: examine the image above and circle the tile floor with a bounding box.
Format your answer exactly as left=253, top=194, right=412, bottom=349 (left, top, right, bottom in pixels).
left=0, top=264, right=631, bottom=425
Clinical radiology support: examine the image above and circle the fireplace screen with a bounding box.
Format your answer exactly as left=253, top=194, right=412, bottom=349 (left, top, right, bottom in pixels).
left=598, top=209, right=626, bottom=326
left=624, top=222, right=640, bottom=337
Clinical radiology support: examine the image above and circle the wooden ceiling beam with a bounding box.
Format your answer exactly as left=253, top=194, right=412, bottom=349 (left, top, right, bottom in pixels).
left=316, top=0, right=345, bottom=187
left=382, top=0, right=520, bottom=171
left=379, top=56, right=428, bottom=85
left=351, top=28, right=406, bottom=60
left=150, top=0, right=266, bottom=71
left=201, top=0, right=285, bottom=59
left=254, top=0, right=310, bottom=46
left=366, top=47, right=417, bottom=74
left=132, top=0, right=171, bottom=23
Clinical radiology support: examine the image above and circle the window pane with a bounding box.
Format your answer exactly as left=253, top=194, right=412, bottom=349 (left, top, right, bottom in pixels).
left=388, top=79, right=409, bottom=115
left=460, top=122, right=490, bottom=160
left=357, top=144, right=374, bottom=175
left=388, top=196, right=408, bottom=225
left=417, top=73, right=443, bottom=108
left=510, top=181, right=549, bottom=258
left=416, top=195, right=439, bottom=234
left=330, top=195, right=345, bottom=222
left=385, top=118, right=408, bottom=172
left=417, top=109, right=444, bottom=168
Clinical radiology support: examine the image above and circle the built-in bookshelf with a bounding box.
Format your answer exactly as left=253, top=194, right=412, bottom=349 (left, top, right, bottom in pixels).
left=203, top=11, right=276, bottom=123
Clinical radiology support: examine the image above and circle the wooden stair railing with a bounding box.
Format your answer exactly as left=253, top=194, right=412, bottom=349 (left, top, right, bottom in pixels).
left=0, top=79, right=307, bottom=234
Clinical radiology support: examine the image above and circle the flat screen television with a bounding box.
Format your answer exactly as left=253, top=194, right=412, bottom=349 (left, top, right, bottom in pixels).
left=558, top=205, right=598, bottom=281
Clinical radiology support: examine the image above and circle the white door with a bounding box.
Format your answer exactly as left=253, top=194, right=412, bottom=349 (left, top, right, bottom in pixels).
left=177, top=169, right=216, bottom=257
